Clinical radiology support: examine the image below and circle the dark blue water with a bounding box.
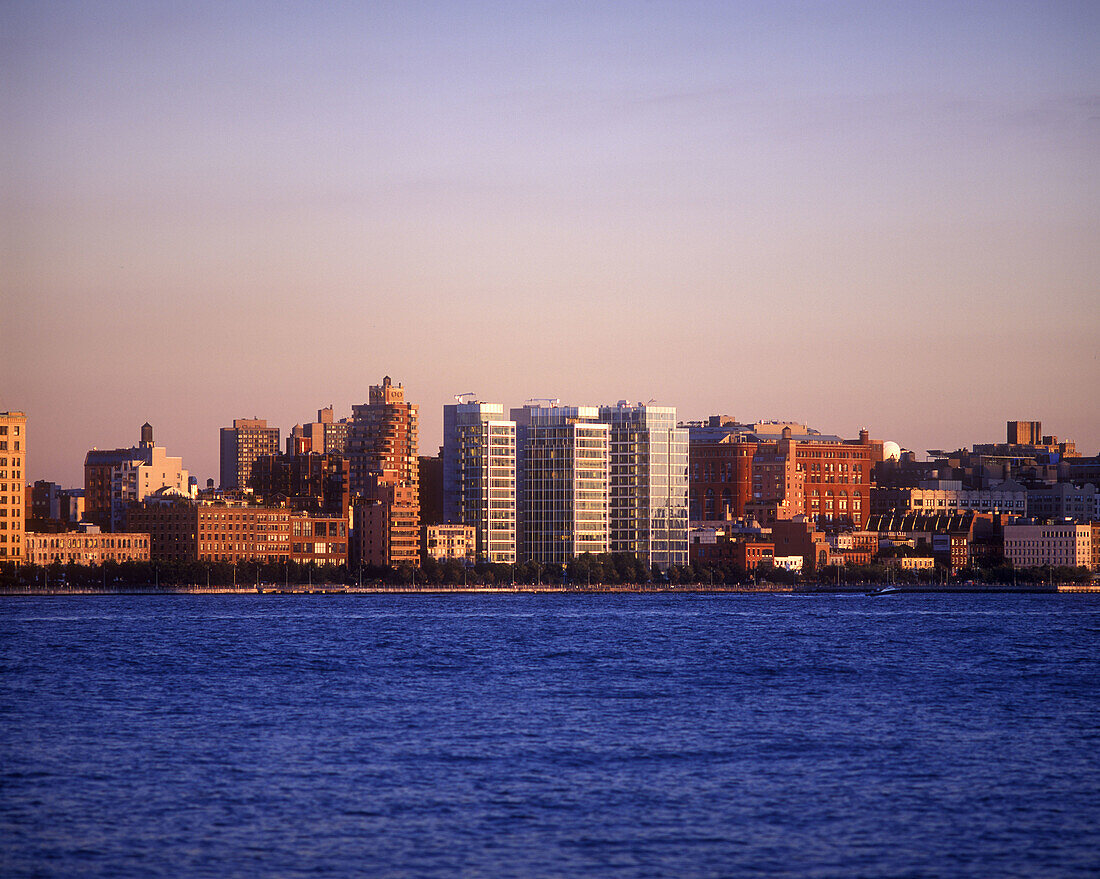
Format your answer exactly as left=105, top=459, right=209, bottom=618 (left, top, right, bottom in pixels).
left=2, top=594, right=1099, bottom=878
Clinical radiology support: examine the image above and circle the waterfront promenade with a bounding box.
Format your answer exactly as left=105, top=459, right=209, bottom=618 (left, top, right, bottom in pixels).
left=2, top=582, right=1096, bottom=596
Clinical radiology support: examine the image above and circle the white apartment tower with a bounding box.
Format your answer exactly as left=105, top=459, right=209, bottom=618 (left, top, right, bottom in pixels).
left=598, top=402, right=689, bottom=570
left=512, top=403, right=609, bottom=565
left=442, top=401, right=517, bottom=564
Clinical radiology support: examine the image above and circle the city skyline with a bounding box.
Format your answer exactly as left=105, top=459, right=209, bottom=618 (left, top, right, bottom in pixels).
left=6, top=390, right=1097, bottom=491
left=5, top=1, right=1098, bottom=486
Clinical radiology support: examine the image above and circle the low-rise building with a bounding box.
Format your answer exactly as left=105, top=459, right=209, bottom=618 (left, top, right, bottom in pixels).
left=290, top=513, right=348, bottom=566
left=770, top=517, right=832, bottom=574
left=425, top=524, right=477, bottom=563
left=871, top=481, right=1027, bottom=517
left=1003, top=522, right=1091, bottom=569
left=864, top=511, right=1009, bottom=574
left=883, top=555, right=936, bottom=572
left=828, top=530, right=878, bottom=566
left=128, top=496, right=350, bottom=566
left=197, top=505, right=293, bottom=564
left=353, top=482, right=419, bottom=568
left=25, top=527, right=150, bottom=566
left=125, top=494, right=198, bottom=563
left=772, top=555, right=803, bottom=572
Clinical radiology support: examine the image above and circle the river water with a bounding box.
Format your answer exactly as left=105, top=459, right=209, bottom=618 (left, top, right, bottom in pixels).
left=2, top=593, right=1099, bottom=878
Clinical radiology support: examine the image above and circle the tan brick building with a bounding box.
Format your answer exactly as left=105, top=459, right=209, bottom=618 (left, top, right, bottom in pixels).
left=25, top=529, right=150, bottom=566
left=348, top=377, right=420, bottom=567
left=1003, top=522, right=1092, bottom=569
left=425, top=524, right=477, bottom=563
left=0, top=410, right=27, bottom=562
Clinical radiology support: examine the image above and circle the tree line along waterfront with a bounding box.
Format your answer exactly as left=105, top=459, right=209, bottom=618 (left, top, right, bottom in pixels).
left=0, top=554, right=1092, bottom=593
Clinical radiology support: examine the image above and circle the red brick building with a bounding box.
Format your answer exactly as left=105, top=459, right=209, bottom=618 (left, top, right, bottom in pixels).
left=689, top=419, right=875, bottom=529
left=127, top=498, right=348, bottom=566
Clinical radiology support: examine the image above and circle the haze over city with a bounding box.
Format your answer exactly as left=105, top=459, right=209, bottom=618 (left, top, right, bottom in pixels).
left=4, top=1, right=1098, bottom=486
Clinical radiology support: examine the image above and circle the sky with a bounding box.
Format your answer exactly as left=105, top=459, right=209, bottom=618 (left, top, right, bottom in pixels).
left=3, top=0, right=1098, bottom=486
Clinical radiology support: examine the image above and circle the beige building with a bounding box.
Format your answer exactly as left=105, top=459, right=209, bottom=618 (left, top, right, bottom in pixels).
left=426, top=524, right=477, bottom=563
left=884, top=556, right=936, bottom=571
left=287, top=407, right=350, bottom=455
left=86, top=423, right=192, bottom=531
left=0, top=410, right=27, bottom=562
left=1003, top=522, right=1091, bottom=569
left=110, top=443, right=191, bottom=531
left=25, top=528, right=150, bottom=566
left=871, top=482, right=1027, bottom=517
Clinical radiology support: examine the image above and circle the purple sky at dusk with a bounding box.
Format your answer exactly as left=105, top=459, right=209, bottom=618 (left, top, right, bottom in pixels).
left=3, top=1, right=1098, bottom=486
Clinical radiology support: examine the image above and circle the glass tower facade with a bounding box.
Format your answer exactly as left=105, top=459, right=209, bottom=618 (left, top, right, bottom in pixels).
left=512, top=405, right=609, bottom=565
left=442, top=402, right=516, bottom=563
left=598, top=402, right=689, bottom=570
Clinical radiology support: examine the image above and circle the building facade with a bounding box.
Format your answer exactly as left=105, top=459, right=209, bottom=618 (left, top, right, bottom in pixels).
left=353, top=483, right=419, bottom=568
left=0, top=411, right=27, bottom=562
left=125, top=496, right=199, bottom=563
left=347, top=376, right=420, bottom=566
left=287, top=407, right=350, bottom=456
left=85, top=424, right=191, bottom=531
left=442, top=401, right=517, bottom=563
left=688, top=418, right=875, bottom=528
left=425, top=524, right=477, bottom=563
left=871, top=482, right=1028, bottom=517
left=290, top=513, right=349, bottom=566
left=513, top=404, right=609, bottom=565
left=220, top=418, right=280, bottom=490
left=1026, top=483, right=1098, bottom=523
left=249, top=451, right=350, bottom=515
left=1003, top=522, right=1092, bottom=569
left=24, top=528, right=149, bottom=566
left=598, top=402, right=688, bottom=570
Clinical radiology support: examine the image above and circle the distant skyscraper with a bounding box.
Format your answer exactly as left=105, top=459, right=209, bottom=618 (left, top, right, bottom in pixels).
left=443, top=401, right=516, bottom=563
left=1007, top=420, right=1042, bottom=446
left=220, top=418, right=280, bottom=490
left=512, top=403, right=609, bottom=565
left=0, top=410, right=27, bottom=563
left=598, top=402, right=688, bottom=570
left=347, top=376, right=420, bottom=567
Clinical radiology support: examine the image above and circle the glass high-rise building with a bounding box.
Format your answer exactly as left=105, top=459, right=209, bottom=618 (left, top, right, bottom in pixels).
left=598, top=402, right=689, bottom=570
left=512, top=404, right=609, bottom=565
left=442, top=402, right=516, bottom=563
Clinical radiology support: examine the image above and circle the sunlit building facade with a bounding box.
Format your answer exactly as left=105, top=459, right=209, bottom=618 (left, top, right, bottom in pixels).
left=513, top=404, right=609, bottom=565
left=220, top=418, right=280, bottom=490
left=598, top=402, right=688, bottom=570
left=443, top=402, right=516, bottom=563
left=0, top=411, right=27, bottom=562
left=347, top=376, right=420, bottom=567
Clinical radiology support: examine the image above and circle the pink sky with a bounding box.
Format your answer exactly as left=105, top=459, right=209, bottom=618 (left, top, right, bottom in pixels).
left=3, top=1, right=1098, bottom=486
